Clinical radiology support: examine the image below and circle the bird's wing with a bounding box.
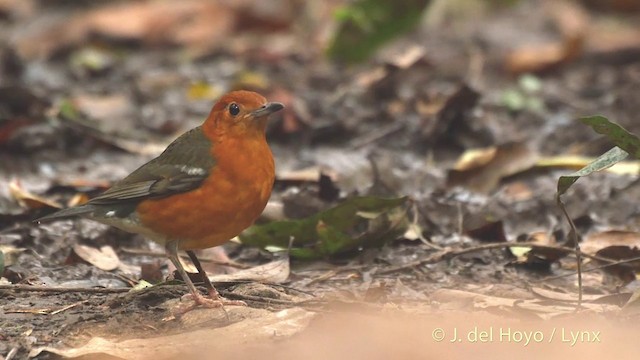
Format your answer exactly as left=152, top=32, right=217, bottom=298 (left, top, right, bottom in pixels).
left=89, top=126, right=216, bottom=205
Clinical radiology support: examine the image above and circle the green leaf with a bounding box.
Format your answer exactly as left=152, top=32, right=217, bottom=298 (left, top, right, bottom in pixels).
left=557, top=116, right=640, bottom=197
left=327, top=0, right=432, bottom=63
left=580, top=115, right=640, bottom=159
left=557, top=147, right=628, bottom=196
left=240, top=196, right=409, bottom=259
left=59, top=99, right=79, bottom=120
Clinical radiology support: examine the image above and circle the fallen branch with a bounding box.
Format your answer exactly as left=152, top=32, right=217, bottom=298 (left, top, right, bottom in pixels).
left=541, top=254, right=640, bottom=282
left=4, top=300, right=88, bottom=315
left=0, top=284, right=131, bottom=293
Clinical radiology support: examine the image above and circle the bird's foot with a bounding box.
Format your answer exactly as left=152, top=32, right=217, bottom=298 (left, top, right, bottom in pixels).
left=186, top=291, right=247, bottom=308
left=205, top=288, right=247, bottom=307
left=172, top=292, right=246, bottom=317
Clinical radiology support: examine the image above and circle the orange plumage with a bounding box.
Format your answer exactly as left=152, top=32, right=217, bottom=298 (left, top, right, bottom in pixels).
left=38, top=90, right=283, bottom=311
left=136, top=91, right=276, bottom=250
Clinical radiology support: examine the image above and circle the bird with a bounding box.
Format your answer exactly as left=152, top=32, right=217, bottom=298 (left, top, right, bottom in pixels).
left=37, top=90, right=283, bottom=311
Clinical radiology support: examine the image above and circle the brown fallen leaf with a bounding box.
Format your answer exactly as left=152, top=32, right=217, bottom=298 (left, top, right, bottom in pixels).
left=0, top=0, right=34, bottom=19
left=72, top=244, right=120, bottom=271
left=581, top=230, right=640, bottom=273
left=506, top=0, right=588, bottom=74
left=67, top=193, right=90, bottom=208
left=353, top=45, right=429, bottom=90
left=509, top=232, right=568, bottom=268
left=447, top=142, right=539, bottom=193
left=266, top=87, right=306, bottom=136
left=14, top=1, right=233, bottom=59
left=13, top=0, right=294, bottom=60
left=421, top=84, right=480, bottom=141
left=8, top=179, right=61, bottom=210
left=586, top=20, right=640, bottom=61
left=501, top=181, right=534, bottom=202
left=463, top=219, right=507, bottom=243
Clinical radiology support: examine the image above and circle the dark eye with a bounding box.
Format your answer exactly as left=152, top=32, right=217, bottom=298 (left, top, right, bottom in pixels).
left=229, top=103, right=240, bottom=116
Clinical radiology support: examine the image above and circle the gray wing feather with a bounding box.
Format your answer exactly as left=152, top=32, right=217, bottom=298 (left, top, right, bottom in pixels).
left=89, top=127, right=215, bottom=205
left=36, top=127, right=215, bottom=222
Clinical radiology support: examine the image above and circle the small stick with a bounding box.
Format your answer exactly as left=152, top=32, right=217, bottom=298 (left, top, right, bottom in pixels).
left=0, top=284, right=130, bottom=293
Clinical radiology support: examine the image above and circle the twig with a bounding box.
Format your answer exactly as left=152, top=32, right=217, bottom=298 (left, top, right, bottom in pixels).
left=0, top=284, right=130, bottom=293
left=377, top=241, right=616, bottom=275
left=556, top=193, right=583, bottom=307
left=540, top=254, right=640, bottom=282
left=221, top=292, right=299, bottom=306
left=5, top=347, right=18, bottom=360
left=220, top=292, right=326, bottom=311
left=306, top=269, right=340, bottom=286
left=4, top=300, right=88, bottom=315
left=350, top=122, right=405, bottom=149
left=49, top=300, right=88, bottom=315
left=264, top=283, right=316, bottom=297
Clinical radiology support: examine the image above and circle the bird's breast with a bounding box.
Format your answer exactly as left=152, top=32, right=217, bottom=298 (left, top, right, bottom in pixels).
left=136, top=136, right=275, bottom=249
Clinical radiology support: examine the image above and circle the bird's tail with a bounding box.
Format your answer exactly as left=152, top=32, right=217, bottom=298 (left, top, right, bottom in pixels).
left=35, top=205, right=94, bottom=223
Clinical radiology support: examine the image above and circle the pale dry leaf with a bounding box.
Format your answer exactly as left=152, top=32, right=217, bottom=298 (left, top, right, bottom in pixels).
left=72, top=244, right=120, bottom=271
left=385, top=45, right=427, bottom=69
left=0, top=244, right=26, bottom=267
left=447, top=142, right=539, bottom=193
left=209, top=256, right=290, bottom=283
left=277, top=166, right=338, bottom=183
left=261, top=200, right=286, bottom=222
left=536, top=155, right=640, bottom=175
left=72, top=94, right=134, bottom=129
left=8, top=179, right=62, bottom=210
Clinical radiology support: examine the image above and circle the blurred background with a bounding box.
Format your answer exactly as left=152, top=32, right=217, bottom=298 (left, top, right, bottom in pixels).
left=1, top=0, right=640, bottom=357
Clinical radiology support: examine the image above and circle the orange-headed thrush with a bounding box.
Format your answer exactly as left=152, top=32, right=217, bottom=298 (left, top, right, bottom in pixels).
left=38, top=90, right=284, bottom=309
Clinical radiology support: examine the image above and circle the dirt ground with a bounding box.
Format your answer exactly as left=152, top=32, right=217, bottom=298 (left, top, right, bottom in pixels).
left=1, top=0, right=640, bottom=359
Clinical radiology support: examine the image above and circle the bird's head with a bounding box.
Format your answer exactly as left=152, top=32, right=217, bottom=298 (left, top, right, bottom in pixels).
left=203, top=90, right=284, bottom=140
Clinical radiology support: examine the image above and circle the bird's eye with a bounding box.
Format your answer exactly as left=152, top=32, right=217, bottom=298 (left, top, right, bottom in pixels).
left=228, top=103, right=240, bottom=116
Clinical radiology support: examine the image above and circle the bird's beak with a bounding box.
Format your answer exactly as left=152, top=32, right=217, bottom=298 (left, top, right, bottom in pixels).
left=250, top=102, right=284, bottom=118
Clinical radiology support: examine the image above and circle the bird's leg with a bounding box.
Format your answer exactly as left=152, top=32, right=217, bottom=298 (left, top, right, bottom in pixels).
left=186, top=250, right=219, bottom=298
left=186, top=249, right=246, bottom=306
left=165, top=241, right=245, bottom=313
left=166, top=240, right=203, bottom=302
left=166, top=240, right=223, bottom=314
